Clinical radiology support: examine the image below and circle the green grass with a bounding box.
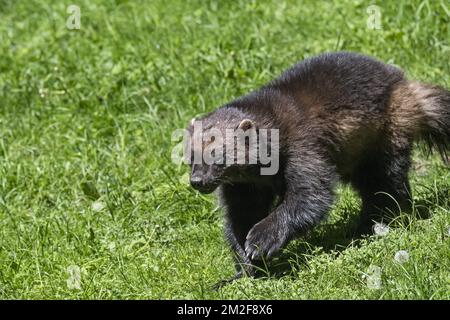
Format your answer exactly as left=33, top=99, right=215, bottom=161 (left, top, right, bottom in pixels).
left=0, top=0, right=449, bottom=299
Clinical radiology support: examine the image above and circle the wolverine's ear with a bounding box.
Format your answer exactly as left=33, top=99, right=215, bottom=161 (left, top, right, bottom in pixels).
left=190, top=118, right=196, bottom=126
left=238, top=119, right=255, bottom=131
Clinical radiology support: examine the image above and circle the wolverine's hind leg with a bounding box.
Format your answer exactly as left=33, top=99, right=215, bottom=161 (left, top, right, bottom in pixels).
left=352, top=141, right=413, bottom=236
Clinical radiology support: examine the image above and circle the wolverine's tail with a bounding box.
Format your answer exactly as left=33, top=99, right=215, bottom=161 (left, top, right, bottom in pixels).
left=390, top=81, right=450, bottom=163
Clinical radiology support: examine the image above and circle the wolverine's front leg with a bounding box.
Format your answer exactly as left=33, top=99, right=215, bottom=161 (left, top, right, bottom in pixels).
left=218, top=183, right=275, bottom=281
left=210, top=221, right=253, bottom=290
left=245, top=154, right=336, bottom=260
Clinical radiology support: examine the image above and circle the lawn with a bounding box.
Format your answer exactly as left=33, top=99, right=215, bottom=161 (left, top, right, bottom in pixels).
left=0, top=0, right=449, bottom=299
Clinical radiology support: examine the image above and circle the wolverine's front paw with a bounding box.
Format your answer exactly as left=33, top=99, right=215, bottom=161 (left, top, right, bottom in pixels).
left=244, top=217, right=289, bottom=260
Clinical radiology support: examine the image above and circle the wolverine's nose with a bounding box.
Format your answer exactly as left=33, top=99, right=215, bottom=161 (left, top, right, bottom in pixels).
left=190, top=176, right=204, bottom=189
left=190, top=176, right=217, bottom=194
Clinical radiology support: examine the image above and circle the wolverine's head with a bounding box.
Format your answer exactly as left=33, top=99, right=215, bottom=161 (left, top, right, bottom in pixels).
left=185, top=108, right=262, bottom=194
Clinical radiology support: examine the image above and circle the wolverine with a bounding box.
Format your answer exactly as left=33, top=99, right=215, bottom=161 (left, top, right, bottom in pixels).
left=185, top=52, right=450, bottom=283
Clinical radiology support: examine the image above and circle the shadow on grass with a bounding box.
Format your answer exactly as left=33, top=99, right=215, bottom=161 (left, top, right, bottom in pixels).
left=255, top=218, right=361, bottom=279
left=254, top=185, right=449, bottom=279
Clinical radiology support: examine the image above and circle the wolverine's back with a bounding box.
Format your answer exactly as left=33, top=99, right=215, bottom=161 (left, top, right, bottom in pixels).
left=270, top=52, right=405, bottom=115
left=262, top=52, right=407, bottom=174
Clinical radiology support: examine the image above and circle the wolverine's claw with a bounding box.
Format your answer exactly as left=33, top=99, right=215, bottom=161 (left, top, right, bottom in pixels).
left=266, top=247, right=276, bottom=259
left=251, top=251, right=258, bottom=261
left=245, top=217, right=287, bottom=260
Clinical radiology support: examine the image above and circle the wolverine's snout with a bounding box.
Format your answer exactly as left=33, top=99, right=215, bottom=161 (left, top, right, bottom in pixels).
left=190, top=175, right=218, bottom=194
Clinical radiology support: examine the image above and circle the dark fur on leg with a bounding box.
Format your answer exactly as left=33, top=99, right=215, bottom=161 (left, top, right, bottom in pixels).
left=352, top=139, right=413, bottom=235
left=218, top=183, right=275, bottom=281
